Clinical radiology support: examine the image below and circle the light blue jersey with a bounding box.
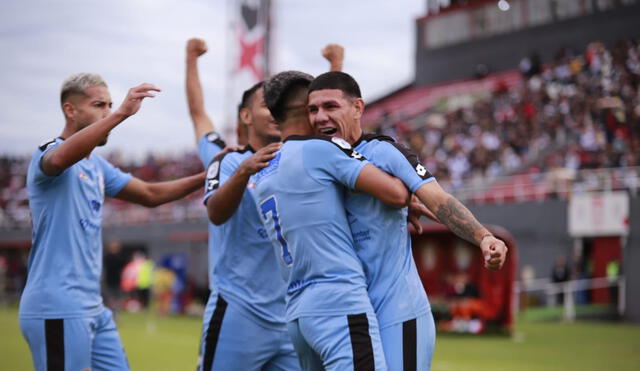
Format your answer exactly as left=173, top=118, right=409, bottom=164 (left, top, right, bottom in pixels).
left=249, top=135, right=372, bottom=321
left=20, top=138, right=132, bottom=319
left=348, top=134, right=436, bottom=328
left=203, top=144, right=288, bottom=330
left=197, top=131, right=226, bottom=291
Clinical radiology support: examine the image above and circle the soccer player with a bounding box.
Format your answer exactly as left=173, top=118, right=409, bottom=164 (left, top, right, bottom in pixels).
left=250, top=70, right=413, bottom=370
left=186, top=38, right=297, bottom=371
left=20, top=73, right=206, bottom=371
left=307, top=71, right=508, bottom=370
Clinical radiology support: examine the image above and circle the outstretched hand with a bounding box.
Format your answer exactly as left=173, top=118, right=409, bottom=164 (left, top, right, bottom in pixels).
left=238, top=142, right=281, bottom=176
left=480, top=235, right=508, bottom=271
left=187, top=38, right=208, bottom=57
left=115, top=83, right=161, bottom=118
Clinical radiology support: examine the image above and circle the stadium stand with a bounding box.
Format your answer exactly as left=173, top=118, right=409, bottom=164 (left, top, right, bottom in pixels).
left=365, top=39, right=640, bottom=202
left=1, top=39, right=639, bottom=227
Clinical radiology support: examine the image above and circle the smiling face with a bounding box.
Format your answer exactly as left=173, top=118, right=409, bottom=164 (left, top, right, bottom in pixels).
left=307, top=89, right=364, bottom=145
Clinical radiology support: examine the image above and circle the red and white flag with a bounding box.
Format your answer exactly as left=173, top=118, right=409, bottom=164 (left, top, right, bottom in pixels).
left=225, top=0, right=271, bottom=138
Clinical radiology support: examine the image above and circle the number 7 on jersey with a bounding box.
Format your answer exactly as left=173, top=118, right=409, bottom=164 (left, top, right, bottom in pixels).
left=259, top=196, right=293, bottom=267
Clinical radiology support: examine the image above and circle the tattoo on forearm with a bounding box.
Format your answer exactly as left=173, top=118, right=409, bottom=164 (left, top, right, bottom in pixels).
left=434, top=196, right=486, bottom=245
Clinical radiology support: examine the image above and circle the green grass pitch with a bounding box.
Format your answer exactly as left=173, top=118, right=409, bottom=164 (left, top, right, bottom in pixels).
left=1, top=306, right=639, bottom=370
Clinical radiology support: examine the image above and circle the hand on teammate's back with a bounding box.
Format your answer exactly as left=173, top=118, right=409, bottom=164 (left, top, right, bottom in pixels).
left=187, top=38, right=208, bottom=57
left=116, top=83, right=161, bottom=118
left=238, top=142, right=281, bottom=176
left=479, top=235, right=508, bottom=271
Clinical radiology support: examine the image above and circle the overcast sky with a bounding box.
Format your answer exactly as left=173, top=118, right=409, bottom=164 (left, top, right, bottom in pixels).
left=0, top=0, right=425, bottom=159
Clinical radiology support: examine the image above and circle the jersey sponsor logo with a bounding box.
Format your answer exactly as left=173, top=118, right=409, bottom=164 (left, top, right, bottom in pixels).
left=89, top=200, right=101, bottom=214
left=353, top=229, right=372, bottom=243
left=257, top=228, right=268, bottom=239
left=79, top=218, right=101, bottom=232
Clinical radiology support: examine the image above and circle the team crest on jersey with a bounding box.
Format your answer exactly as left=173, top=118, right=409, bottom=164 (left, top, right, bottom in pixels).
left=331, top=137, right=351, bottom=150
left=78, top=172, right=93, bottom=185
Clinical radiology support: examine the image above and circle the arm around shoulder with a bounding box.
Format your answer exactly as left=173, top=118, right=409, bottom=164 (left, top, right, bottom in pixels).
left=355, top=164, right=410, bottom=208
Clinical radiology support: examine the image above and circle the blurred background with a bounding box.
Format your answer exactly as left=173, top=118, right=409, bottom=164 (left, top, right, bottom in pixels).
left=1, top=0, right=640, bottom=370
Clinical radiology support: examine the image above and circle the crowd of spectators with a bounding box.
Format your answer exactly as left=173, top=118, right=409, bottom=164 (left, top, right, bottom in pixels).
left=373, top=39, right=640, bottom=192
left=0, top=152, right=208, bottom=229
left=2, top=39, right=640, bottom=227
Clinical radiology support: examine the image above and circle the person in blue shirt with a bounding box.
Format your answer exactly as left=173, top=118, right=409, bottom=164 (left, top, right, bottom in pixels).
left=249, top=70, right=412, bottom=371
left=307, top=71, right=509, bottom=371
left=186, top=38, right=297, bottom=371
left=20, top=73, right=207, bottom=371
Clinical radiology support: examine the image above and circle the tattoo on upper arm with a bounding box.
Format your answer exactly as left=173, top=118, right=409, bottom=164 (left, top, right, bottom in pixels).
left=434, top=196, right=484, bottom=244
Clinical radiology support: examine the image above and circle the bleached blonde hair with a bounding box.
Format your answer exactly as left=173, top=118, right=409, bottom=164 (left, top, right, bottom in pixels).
left=60, top=73, right=107, bottom=104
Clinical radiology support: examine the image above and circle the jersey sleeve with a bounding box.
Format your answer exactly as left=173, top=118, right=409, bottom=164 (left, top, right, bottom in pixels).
left=303, top=138, right=369, bottom=190
left=203, top=152, right=239, bottom=204
left=95, top=156, right=133, bottom=197
left=197, top=132, right=227, bottom=168
left=31, top=139, right=62, bottom=185
left=373, top=141, right=435, bottom=193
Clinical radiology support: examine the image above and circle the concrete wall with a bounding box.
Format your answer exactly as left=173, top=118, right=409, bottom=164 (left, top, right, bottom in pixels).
left=467, top=199, right=572, bottom=277
left=415, top=3, right=640, bottom=85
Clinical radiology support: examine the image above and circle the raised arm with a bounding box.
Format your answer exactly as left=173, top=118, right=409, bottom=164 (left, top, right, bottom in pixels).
left=186, top=38, right=215, bottom=144
left=415, top=181, right=507, bottom=270
left=115, top=172, right=205, bottom=207
left=322, top=44, right=344, bottom=72
left=354, top=164, right=410, bottom=208
left=206, top=143, right=281, bottom=225
left=42, top=83, right=160, bottom=176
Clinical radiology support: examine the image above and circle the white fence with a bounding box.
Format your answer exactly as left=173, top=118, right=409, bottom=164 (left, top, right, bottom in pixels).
left=514, top=276, right=625, bottom=322
left=449, top=166, right=640, bottom=204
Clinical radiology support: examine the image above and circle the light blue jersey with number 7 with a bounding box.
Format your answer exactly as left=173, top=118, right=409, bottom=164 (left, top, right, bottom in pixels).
left=249, top=135, right=372, bottom=322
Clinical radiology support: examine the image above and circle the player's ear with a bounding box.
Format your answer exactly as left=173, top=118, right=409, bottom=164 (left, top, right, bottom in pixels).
left=62, top=101, right=76, bottom=119
left=239, top=107, right=252, bottom=127
left=353, top=98, right=365, bottom=120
